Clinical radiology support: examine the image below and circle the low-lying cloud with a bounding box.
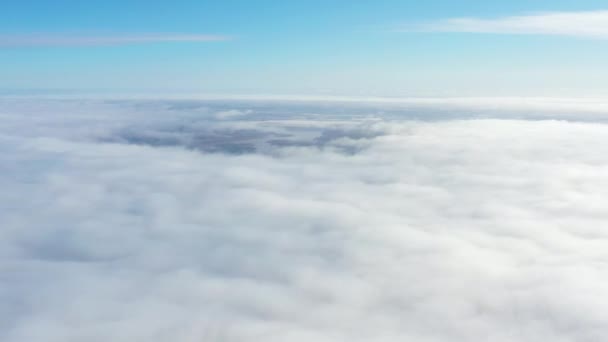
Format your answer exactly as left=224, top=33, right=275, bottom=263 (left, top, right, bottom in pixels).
left=2, top=98, right=608, bottom=341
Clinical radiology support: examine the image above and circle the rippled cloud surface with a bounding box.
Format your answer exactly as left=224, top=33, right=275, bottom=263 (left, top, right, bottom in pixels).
left=2, top=98, right=608, bottom=341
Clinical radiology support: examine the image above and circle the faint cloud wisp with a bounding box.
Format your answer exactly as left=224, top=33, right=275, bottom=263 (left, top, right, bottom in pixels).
left=409, top=10, right=608, bottom=39
left=0, top=33, right=232, bottom=47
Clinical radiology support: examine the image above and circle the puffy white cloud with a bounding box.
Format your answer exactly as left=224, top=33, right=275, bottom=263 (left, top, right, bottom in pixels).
left=2, top=98, right=608, bottom=341
left=411, top=10, right=608, bottom=39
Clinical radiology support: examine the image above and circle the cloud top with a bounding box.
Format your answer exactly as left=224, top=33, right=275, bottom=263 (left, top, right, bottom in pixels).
left=4, top=99, right=608, bottom=341
left=412, top=10, right=608, bottom=39
left=0, top=33, right=231, bottom=47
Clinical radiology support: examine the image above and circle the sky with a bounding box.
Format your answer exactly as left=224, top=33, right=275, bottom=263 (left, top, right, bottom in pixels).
left=4, top=2, right=608, bottom=340
left=1, top=0, right=608, bottom=97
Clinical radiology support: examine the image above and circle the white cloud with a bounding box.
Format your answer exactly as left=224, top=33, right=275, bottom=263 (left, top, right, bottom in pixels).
left=0, top=34, right=231, bottom=47
left=3, top=98, right=608, bottom=341
left=413, top=10, right=608, bottom=39
left=215, top=109, right=253, bottom=120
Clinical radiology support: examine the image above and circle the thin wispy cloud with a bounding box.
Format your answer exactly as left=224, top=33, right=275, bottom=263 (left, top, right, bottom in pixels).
left=411, top=10, right=608, bottom=39
left=0, top=33, right=231, bottom=47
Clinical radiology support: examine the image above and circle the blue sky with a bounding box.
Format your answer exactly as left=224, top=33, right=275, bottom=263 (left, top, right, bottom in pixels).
left=1, top=0, right=607, bottom=96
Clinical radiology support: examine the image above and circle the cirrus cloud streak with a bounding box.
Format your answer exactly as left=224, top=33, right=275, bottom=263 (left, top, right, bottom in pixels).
left=411, top=10, right=608, bottom=39
left=0, top=33, right=232, bottom=47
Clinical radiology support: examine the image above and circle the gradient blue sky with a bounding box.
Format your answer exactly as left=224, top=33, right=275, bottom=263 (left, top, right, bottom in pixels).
left=1, top=0, right=607, bottom=97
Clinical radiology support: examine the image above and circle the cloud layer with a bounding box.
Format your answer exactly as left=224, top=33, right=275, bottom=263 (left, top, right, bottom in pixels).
left=0, top=34, right=230, bottom=47
left=2, top=98, right=608, bottom=341
left=413, top=10, right=608, bottom=39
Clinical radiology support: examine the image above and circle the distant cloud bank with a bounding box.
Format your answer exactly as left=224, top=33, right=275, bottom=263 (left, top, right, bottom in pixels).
left=412, top=10, right=608, bottom=39
left=0, top=34, right=231, bottom=47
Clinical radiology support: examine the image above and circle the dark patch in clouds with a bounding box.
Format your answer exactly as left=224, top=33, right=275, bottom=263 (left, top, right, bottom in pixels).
left=108, top=125, right=383, bottom=155
left=99, top=105, right=386, bottom=155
